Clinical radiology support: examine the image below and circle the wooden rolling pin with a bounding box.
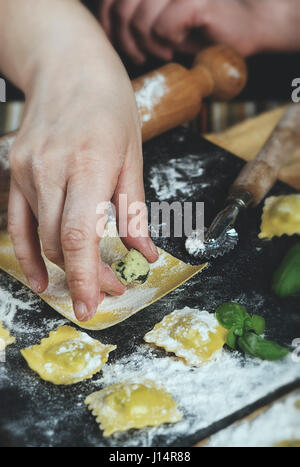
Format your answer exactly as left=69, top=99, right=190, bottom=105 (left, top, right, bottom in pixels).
left=0, top=45, right=247, bottom=212
left=229, top=103, right=300, bottom=205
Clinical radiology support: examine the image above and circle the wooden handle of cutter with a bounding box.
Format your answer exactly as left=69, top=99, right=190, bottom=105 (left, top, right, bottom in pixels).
left=230, top=104, right=300, bottom=205
left=0, top=45, right=247, bottom=211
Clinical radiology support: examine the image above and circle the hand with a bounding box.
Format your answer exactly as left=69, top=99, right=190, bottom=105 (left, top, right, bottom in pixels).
left=99, top=0, right=300, bottom=61
left=99, top=0, right=174, bottom=63
left=1, top=0, right=158, bottom=322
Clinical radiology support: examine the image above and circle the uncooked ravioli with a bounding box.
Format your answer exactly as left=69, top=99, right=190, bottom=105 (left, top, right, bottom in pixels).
left=144, top=308, right=228, bottom=366
left=259, top=194, right=300, bottom=239
left=85, top=380, right=182, bottom=437
left=21, top=325, right=116, bottom=385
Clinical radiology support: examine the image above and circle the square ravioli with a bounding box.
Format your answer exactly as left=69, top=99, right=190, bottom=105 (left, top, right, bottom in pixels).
left=144, top=307, right=227, bottom=366
left=21, top=325, right=116, bottom=385
left=85, top=380, right=182, bottom=437
left=0, top=321, right=15, bottom=348
left=259, top=194, right=300, bottom=239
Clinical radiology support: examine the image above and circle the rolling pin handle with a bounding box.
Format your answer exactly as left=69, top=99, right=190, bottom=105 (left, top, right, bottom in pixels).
left=192, top=45, right=247, bottom=101
left=230, top=103, right=300, bottom=205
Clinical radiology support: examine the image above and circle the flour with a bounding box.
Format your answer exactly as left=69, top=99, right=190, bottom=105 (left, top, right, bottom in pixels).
left=206, top=391, right=300, bottom=447
left=135, top=74, right=166, bottom=123
left=0, top=279, right=299, bottom=447
left=150, top=155, right=208, bottom=201
left=0, top=283, right=40, bottom=332
left=90, top=340, right=299, bottom=447
left=101, top=287, right=157, bottom=314
left=149, top=249, right=168, bottom=270
left=144, top=308, right=222, bottom=367
left=0, top=280, right=67, bottom=339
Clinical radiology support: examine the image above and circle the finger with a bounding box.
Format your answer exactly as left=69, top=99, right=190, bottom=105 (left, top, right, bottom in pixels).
left=113, top=0, right=146, bottom=64
left=61, top=170, right=125, bottom=322
left=153, top=0, right=206, bottom=46
left=98, top=261, right=126, bottom=296
left=113, top=150, right=158, bottom=264
left=37, top=183, right=66, bottom=269
left=8, top=178, right=48, bottom=293
left=98, top=0, right=115, bottom=40
left=131, top=0, right=173, bottom=61
left=99, top=291, right=105, bottom=304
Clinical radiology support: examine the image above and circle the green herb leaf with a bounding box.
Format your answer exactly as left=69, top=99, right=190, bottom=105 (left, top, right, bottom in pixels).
left=272, top=243, right=300, bottom=298
left=238, top=332, right=289, bottom=361
left=226, top=328, right=237, bottom=349
left=244, top=315, right=266, bottom=335
left=234, top=327, right=244, bottom=336
left=215, top=302, right=249, bottom=330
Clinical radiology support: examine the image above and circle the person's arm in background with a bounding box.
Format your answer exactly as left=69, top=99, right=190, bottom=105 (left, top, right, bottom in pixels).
left=0, top=0, right=158, bottom=322
left=99, top=0, right=300, bottom=63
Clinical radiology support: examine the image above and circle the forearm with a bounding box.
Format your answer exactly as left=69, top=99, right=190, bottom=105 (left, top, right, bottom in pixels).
left=0, top=0, right=119, bottom=94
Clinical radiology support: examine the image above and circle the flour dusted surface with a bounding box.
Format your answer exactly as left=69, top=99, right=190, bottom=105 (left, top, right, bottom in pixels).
left=206, top=391, right=300, bottom=447
left=92, top=343, right=299, bottom=447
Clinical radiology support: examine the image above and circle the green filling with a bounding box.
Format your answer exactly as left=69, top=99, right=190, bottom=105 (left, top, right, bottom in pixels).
left=111, top=249, right=150, bottom=286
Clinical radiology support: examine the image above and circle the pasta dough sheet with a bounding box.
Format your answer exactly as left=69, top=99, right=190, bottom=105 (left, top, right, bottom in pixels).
left=0, top=221, right=207, bottom=330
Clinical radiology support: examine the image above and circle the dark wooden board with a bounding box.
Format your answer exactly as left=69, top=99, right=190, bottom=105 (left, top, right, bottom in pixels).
left=0, top=127, right=299, bottom=447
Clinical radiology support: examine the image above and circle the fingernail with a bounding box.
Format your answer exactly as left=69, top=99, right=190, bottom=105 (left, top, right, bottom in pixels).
left=28, top=278, right=42, bottom=294
left=89, top=304, right=98, bottom=320
left=74, top=301, right=89, bottom=321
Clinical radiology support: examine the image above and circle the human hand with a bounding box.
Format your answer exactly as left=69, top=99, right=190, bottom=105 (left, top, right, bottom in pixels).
left=99, top=0, right=174, bottom=63
left=99, top=0, right=299, bottom=61
left=1, top=0, right=158, bottom=322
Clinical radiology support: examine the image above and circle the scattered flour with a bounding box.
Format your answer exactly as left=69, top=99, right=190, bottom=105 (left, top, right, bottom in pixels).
left=100, top=287, right=157, bottom=313
left=206, top=390, right=300, bottom=447
left=0, top=281, right=67, bottom=338
left=0, top=281, right=299, bottom=447
left=135, top=74, right=166, bottom=123
left=90, top=337, right=300, bottom=446
left=150, top=155, right=208, bottom=201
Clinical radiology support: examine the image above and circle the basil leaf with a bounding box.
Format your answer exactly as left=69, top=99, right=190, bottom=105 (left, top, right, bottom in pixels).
left=238, top=332, right=289, bottom=361
left=215, top=302, right=249, bottom=330
left=272, top=243, right=300, bottom=298
left=244, top=315, right=266, bottom=335
left=226, top=328, right=237, bottom=349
